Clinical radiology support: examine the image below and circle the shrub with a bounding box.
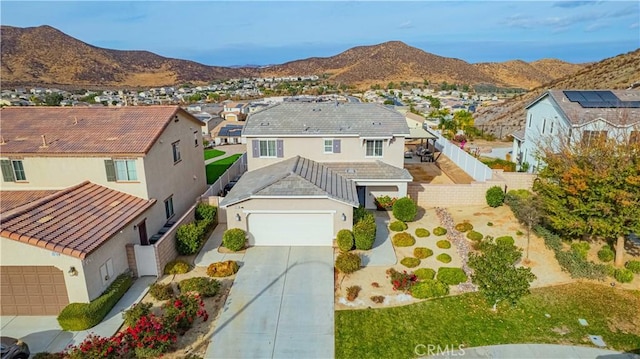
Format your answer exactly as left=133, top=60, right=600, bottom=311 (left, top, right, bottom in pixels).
left=516, top=230, right=524, bottom=236
left=436, top=253, right=452, bottom=263
left=370, top=295, right=385, bottom=304
left=415, top=228, right=430, bottom=237
left=626, top=260, right=640, bottom=274
left=570, top=242, right=591, bottom=260
left=207, top=260, right=239, bottom=277
left=149, top=282, right=174, bottom=301
left=486, top=186, right=505, bottom=207
left=222, top=228, right=246, bottom=251
left=346, top=286, right=361, bottom=301
left=414, top=247, right=433, bottom=259
left=336, top=229, right=355, bottom=252
left=335, top=252, right=361, bottom=274
left=386, top=268, right=417, bottom=292
left=481, top=158, right=516, bottom=172
left=164, top=259, right=191, bottom=275
left=392, top=197, right=418, bottom=222
left=401, top=257, right=421, bottom=268
left=126, top=314, right=178, bottom=358
left=33, top=354, right=64, bottom=359
left=436, top=240, right=451, bottom=249
left=162, top=292, right=208, bottom=332
left=410, top=279, right=449, bottom=299
left=614, top=268, right=634, bottom=283
left=176, top=222, right=205, bottom=255
left=392, top=232, right=416, bottom=247
left=597, top=246, right=615, bottom=263
left=374, top=195, right=396, bottom=210
left=495, top=236, right=515, bottom=247
left=123, top=302, right=152, bottom=328
left=433, top=227, right=447, bottom=236
left=454, top=222, right=473, bottom=232
left=389, top=220, right=408, bottom=232
left=353, top=206, right=371, bottom=224
left=436, top=267, right=468, bottom=285
left=353, top=215, right=376, bottom=250
left=179, top=277, right=220, bottom=297
left=487, top=222, right=494, bottom=227
left=195, top=203, right=217, bottom=232
left=58, top=273, right=132, bottom=331
left=466, top=231, right=483, bottom=241
left=414, top=268, right=436, bottom=280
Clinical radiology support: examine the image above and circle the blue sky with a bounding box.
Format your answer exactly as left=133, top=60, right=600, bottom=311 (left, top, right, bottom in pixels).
left=1, top=1, right=638, bottom=66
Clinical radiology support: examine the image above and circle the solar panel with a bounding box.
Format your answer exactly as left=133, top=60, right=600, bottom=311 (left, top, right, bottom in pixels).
left=563, top=91, right=586, bottom=102
left=582, top=91, right=604, bottom=102
left=619, top=101, right=640, bottom=108
left=578, top=101, right=617, bottom=108
left=595, top=91, right=618, bottom=102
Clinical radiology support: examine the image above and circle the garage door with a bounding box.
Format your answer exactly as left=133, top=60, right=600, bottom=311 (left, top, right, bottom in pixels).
left=0, top=266, right=69, bottom=315
left=248, top=213, right=333, bottom=246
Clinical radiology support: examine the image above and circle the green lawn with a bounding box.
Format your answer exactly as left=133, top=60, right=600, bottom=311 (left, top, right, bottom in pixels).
left=205, top=154, right=243, bottom=184
left=204, top=149, right=225, bottom=161
left=335, top=283, right=640, bottom=358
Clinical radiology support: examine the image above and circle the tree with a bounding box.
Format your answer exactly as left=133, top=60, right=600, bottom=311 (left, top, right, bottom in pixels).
left=44, top=93, right=64, bottom=106
left=508, top=193, right=542, bottom=261
left=453, top=110, right=474, bottom=133
left=534, top=131, right=640, bottom=267
left=469, top=242, right=536, bottom=310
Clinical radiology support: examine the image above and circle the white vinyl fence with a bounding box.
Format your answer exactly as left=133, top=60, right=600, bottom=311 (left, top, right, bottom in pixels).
left=433, top=130, right=493, bottom=182
left=201, top=152, right=248, bottom=198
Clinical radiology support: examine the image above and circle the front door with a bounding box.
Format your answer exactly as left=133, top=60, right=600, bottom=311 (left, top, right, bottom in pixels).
left=356, top=186, right=366, bottom=207
left=138, top=219, right=148, bottom=245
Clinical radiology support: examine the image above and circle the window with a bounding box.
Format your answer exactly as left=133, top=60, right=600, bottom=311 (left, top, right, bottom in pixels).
left=550, top=121, right=554, bottom=134
left=1, top=159, right=26, bottom=182
left=172, top=141, right=181, bottom=163
left=259, top=139, right=276, bottom=157
left=104, top=159, right=137, bottom=182
left=164, top=196, right=175, bottom=219
left=528, top=114, right=532, bottom=128
left=365, top=140, right=383, bottom=157
left=194, top=131, right=199, bottom=147
left=581, top=130, right=608, bottom=146
left=324, top=139, right=334, bottom=153
left=542, top=119, right=546, bottom=133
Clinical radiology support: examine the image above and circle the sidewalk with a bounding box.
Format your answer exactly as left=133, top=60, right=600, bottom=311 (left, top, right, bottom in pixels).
left=360, top=212, right=397, bottom=266
left=195, top=224, right=245, bottom=266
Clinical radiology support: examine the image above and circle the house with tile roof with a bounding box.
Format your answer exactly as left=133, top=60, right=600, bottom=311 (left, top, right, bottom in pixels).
left=513, top=90, right=640, bottom=173
left=0, top=106, right=206, bottom=315
left=220, top=102, right=412, bottom=246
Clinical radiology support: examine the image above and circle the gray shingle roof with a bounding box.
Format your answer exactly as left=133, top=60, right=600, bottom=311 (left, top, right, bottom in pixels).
left=242, top=102, right=410, bottom=137
left=219, top=156, right=359, bottom=207
left=324, top=162, right=413, bottom=181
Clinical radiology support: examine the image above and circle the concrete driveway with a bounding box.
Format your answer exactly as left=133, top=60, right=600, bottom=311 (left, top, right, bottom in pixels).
left=207, top=246, right=334, bottom=359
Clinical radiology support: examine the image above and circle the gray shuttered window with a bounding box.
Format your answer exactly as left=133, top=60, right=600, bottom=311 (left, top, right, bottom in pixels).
left=333, top=139, right=341, bottom=153
left=1, top=160, right=15, bottom=182
left=252, top=140, right=259, bottom=158
left=276, top=139, right=284, bottom=158
left=104, top=159, right=117, bottom=182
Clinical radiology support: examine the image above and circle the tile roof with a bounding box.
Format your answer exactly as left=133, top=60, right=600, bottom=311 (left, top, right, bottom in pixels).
left=220, top=156, right=359, bottom=207
left=324, top=162, right=413, bottom=181
left=0, top=181, right=155, bottom=259
left=0, top=106, right=202, bottom=155
left=242, top=102, right=410, bottom=137
left=530, top=90, right=640, bottom=127
left=0, top=190, right=58, bottom=212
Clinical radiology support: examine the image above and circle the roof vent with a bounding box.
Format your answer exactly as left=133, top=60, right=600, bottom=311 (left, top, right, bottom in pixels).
left=40, top=135, right=48, bottom=148
left=260, top=122, right=270, bottom=126
left=372, top=122, right=382, bottom=126
left=345, top=168, right=357, bottom=174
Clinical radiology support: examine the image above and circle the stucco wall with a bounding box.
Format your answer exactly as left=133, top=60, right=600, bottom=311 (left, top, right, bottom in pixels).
left=246, top=136, right=406, bottom=170
left=153, top=201, right=196, bottom=276
left=361, top=183, right=407, bottom=209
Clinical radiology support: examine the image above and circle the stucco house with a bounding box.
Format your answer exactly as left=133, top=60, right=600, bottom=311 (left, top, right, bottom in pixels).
left=512, top=90, right=640, bottom=173
left=0, top=106, right=206, bottom=315
left=220, top=102, right=412, bottom=246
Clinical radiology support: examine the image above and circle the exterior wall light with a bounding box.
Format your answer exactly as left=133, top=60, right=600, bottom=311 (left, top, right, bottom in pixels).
left=68, top=266, right=78, bottom=276
left=341, top=213, right=347, bottom=221
left=236, top=213, right=241, bottom=221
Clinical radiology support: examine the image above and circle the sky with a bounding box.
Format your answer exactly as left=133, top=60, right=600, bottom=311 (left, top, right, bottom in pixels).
left=1, top=1, right=639, bottom=67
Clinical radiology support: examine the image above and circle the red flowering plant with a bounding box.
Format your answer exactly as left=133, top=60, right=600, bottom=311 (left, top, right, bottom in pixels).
left=124, top=313, right=177, bottom=358
left=64, top=333, right=126, bottom=359
left=162, top=292, right=209, bottom=334
left=386, top=268, right=417, bottom=292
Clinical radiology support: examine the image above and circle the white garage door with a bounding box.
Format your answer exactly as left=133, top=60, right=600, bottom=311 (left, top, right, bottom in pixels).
left=248, top=213, right=333, bottom=246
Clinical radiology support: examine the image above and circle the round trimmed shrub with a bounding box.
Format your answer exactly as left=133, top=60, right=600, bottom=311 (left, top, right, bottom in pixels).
left=392, top=232, right=416, bottom=247
left=415, top=228, right=430, bottom=237
left=436, top=267, right=468, bottom=285
left=414, top=247, right=433, bottom=259
left=401, top=257, right=421, bottom=268
left=176, top=222, right=205, bottom=255
left=614, top=268, right=634, bottom=283
left=410, top=279, right=449, bottom=299
left=389, top=220, right=408, bottom=232
left=414, top=268, right=436, bottom=280
left=486, top=186, right=505, bottom=207
left=149, top=282, right=174, bottom=301
left=164, top=259, right=190, bottom=275
left=433, top=227, right=447, bottom=236
left=436, top=240, right=451, bottom=249
left=454, top=222, right=473, bottom=232
left=353, top=216, right=376, bottom=250
left=466, top=231, right=483, bottom=241
left=597, top=246, right=614, bottom=263
left=335, top=252, right=361, bottom=274
left=436, top=253, right=452, bottom=263
left=207, top=260, right=239, bottom=277
left=392, top=197, right=418, bottom=222
left=495, top=236, right=515, bottom=247
left=336, top=229, right=355, bottom=252
left=222, top=228, right=246, bottom=252
left=625, top=260, right=640, bottom=274
left=179, top=277, right=221, bottom=297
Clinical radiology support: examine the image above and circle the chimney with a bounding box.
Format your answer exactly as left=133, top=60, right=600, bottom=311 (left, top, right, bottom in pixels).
left=41, top=135, right=48, bottom=148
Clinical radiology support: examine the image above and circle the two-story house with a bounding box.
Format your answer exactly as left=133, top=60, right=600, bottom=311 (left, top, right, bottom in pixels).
left=513, top=90, right=640, bottom=173
left=219, top=102, right=412, bottom=246
left=0, top=106, right=206, bottom=315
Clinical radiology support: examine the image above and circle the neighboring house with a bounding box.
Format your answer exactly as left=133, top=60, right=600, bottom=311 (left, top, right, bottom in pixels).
left=221, top=102, right=248, bottom=121
left=211, top=121, right=245, bottom=145
left=0, top=106, right=206, bottom=315
left=220, top=102, right=412, bottom=246
left=513, top=90, right=640, bottom=173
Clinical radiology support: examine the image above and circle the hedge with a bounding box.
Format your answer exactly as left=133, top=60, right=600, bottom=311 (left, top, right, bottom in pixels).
left=436, top=267, right=468, bottom=285
left=58, top=273, right=132, bottom=331
left=336, top=229, right=355, bottom=252
left=353, top=214, right=376, bottom=250
left=176, top=222, right=206, bottom=255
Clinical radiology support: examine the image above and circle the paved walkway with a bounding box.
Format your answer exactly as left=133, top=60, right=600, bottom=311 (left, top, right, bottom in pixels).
left=361, top=212, right=397, bottom=266
left=429, top=344, right=638, bottom=358
left=0, top=276, right=154, bottom=354
left=204, top=246, right=334, bottom=359
left=204, top=144, right=246, bottom=165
